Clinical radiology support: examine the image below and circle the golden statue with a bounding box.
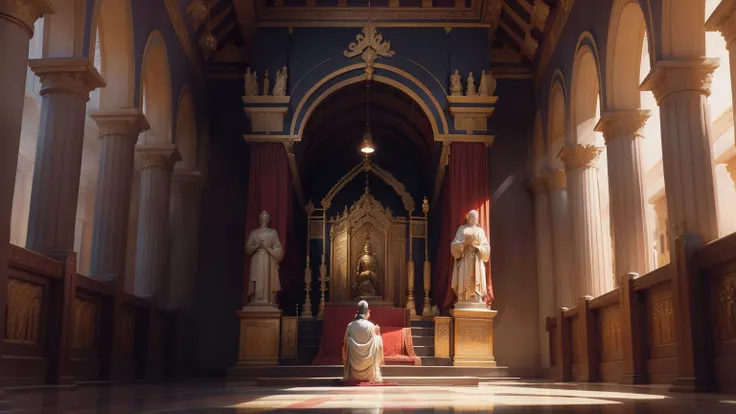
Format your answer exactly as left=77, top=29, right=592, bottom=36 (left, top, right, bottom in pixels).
left=353, top=238, right=380, bottom=298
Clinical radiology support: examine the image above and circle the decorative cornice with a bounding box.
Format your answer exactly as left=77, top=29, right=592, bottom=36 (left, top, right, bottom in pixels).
left=559, top=144, right=603, bottom=170
left=705, top=0, right=736, bottom=46
left=135, top=144, right=181, bottom=170
left=437, top=134, right=495, bottom=145
left=0, top=0, right=54, bottom=35
left=640, top=59, right=720, bottom=104
left=29, top=58, right=105, bottom=99
left=164, top=0, right=203, bottom=78
left=535, top=0, right=575, bottom=85
left=594, top=109, right=650, bottom=144
left=545, top=169, right=567, bottom=190
left=433, top=141, right=451, bottom=205
left=89, top=108, right=149, bottom=139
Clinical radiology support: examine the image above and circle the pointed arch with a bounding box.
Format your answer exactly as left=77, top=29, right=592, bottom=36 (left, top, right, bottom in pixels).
left=570, top=41, right=603, bottom=146
left=140, top=31, right=173, bottom=144
left=548, top=70, right=567, bottom=169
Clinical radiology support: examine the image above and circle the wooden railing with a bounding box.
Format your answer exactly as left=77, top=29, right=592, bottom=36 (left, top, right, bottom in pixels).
left=545, top=232, right=736, bottom=391
left=2, top=244, right=174, bottom=388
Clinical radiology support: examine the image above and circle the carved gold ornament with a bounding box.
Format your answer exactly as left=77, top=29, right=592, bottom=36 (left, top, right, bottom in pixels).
left=344, top=26, right=395, bottom=80
left=558, top=144, right=603, bottom=170
left=322, top=158, right=414, bottom=212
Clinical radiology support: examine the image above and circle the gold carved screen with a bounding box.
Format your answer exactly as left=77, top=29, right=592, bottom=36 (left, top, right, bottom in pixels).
left=328, top=191, right=407, bottom=306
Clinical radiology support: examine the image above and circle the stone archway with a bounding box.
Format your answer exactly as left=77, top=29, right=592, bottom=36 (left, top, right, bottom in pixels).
left=140, top=31, right=173, bottom=145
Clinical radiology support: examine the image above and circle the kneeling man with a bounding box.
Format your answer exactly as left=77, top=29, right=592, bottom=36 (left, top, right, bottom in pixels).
left=343, top=300, right=384, bottom=383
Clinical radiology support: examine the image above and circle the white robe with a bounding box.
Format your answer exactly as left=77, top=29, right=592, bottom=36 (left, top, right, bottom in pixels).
left=450, top=224, right=491, bottom=301
left=343, top=318, right=384, bottom=382
left=245, top=227, right=283, bottom=304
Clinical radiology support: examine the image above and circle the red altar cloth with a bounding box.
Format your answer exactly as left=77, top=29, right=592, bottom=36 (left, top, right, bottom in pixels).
left=313, top=304, right=420, bottom=366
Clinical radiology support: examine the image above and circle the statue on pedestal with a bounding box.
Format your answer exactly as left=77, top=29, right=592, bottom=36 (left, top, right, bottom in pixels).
left=273, top=66, right=288, bottom=97
left=465, top=72, right=477, bottom=96
left=245, top=67, right=258, bottom=97
left=353, top=238, right=380, bottom=298
left=245, top=211, right=283, bottom=306
left=449, top=69, right=463, bottom=96
left=450, top=210, right=491, bottom=305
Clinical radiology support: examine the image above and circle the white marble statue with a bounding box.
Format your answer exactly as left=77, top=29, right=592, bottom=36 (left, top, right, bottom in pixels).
left=478, top=70, right=489, bottom=96
left=273, top=66, right=288, bottom=97
left=466, top=72, right=477, bottom=96
left=245, top=67, right=258, bottom=97
left=450, top=69, right=463, bottom=96
left=483, top=69, right=497, bottom=96
left=245, top=211, right=284, bottom=305
left=343, top=300, right=384, bottom=383
left=450, top=210, right=491, bottom=304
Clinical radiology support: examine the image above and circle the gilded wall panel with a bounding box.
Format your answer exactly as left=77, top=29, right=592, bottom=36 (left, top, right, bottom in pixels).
left=648, top=292, right=675, bottom=348
left=599, top=306, right=622, bottom=361
left=6, top=279, right=42, bottom=344
left=434, top=317, right=451, bottom=358
left=72, top=298, right=98, bottom=350
left=715, top=273, right=736, bottom=342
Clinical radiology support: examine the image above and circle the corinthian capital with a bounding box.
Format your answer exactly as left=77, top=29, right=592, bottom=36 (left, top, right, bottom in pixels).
left=706, top=0, right=736, bottom=46
left=29, top=58, right=106, bottom=99
left=545, top=169, right=567, bottom=190
left=559, top=144, right=603, bottom=170
left=640, top=59, right=719, bottom=104
left=594, top=109, right=650, bottom=144
left=90, top=109, right=150, bottom=140
left=0, top=0, right=54, bottom=35
left=136, top=144, right=181, bottom=170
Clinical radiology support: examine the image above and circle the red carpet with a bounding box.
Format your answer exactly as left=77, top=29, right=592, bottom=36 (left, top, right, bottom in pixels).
left=339, top=380, right=399, bottom=386
left=313, top=304, right=420, bottom=365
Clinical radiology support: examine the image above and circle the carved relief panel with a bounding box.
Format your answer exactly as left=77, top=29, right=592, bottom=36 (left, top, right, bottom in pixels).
left=6, top=279, right=42, bottom=344
left=599, top=306, right=622, bottom=362
left=714, top=273, right=736, bottom=342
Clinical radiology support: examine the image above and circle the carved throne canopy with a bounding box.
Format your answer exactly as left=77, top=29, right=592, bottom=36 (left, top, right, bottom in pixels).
left=329, top=191, right=407, bottom=306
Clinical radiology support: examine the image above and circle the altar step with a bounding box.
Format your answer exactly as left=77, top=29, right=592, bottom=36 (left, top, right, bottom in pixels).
left=228, top=365, right=511, bottom=381
left=254, top=376, right=512, bottom=387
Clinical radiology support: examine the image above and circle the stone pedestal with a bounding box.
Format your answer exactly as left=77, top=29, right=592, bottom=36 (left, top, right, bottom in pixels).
left=280, top=316, right=298, bottom=361
left=451, top=307, right=497, bottom=367
left=236, top=306, right=282, bottom=366
left=433, top=316, right=452, bottom=359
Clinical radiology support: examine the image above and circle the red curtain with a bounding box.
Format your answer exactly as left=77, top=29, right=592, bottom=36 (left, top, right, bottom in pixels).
left=432, top=142, right=493, bottom=311
left=242, top=143, right=297, bottom=305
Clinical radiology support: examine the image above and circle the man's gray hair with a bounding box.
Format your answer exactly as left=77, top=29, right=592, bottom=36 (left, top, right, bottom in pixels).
left=357, top=300, right=369, bottom=315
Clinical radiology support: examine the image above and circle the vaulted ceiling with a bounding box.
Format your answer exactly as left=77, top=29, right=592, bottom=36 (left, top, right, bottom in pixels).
left=184, top=0, right=562, bottom=71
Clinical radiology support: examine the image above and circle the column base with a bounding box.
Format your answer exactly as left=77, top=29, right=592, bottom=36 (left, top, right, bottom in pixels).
left=236, top=307, right=282, bottom=366
left=669, top=377, right=713, bottom=393
left=450, top=308, right=497, bottom=368
left=619, top=373, right=648, bottom=385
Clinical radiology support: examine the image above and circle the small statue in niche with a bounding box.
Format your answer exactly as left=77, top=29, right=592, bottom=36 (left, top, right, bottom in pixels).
left=449, top=69, right=463, bottom=96
left=465, top=72, right=477, bottom=96
left=273, top=65, right=288, bottom=97
left=353, top=238, right=380, bottom=298
left=245, top=67, right=259, bottom=97
left=262, top=70, right=270, bottom=96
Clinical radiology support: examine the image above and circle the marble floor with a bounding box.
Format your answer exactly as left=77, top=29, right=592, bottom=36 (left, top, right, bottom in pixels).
left=5, top=381, right=736, bottom=413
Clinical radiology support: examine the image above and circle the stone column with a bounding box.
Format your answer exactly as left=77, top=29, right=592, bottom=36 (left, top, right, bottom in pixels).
left=529, top=175, right=556, bottom=368
left=596, top=110, right=652, bottom=280
left=641, top=59, right=720, bottom=245
left=88, top=109, right=149, bottom=287
left=545, top=170, right=575, bottom=307
left=167, top=169, right=204, bottom=310
left=133, top=145, right=180, bottom=298
left=25, top=59, right=105, bottom=254
left=560, top=145, right=612, bottom=297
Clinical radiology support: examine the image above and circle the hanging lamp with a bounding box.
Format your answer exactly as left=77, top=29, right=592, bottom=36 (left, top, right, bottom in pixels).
left=360, top=82, right=375, bottom=154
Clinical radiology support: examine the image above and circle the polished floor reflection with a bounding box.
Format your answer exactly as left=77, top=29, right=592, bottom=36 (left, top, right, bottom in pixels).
left=6, top=381, right=736, bottom=413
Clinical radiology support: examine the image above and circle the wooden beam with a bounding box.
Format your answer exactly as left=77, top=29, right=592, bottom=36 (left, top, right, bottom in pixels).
left=232, top=0, right=257, bottom=62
